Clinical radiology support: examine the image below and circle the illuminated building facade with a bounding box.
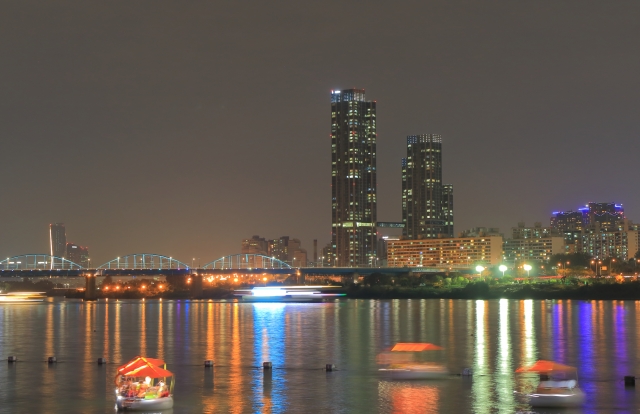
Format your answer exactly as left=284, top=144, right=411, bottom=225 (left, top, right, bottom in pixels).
left=65, top=243, right=89, bottom=267
left=551, top=202, right=637, bottom=259
left=241, top=235, right=268, bottom=255
left=331, top=89, right=377, bottom=267
left=583, top=202, right=625, bottom=230
left=459, top=227, right=502, bottom=237
left=582, top=230, right=638, bottom=260
left=401, top=134, right=454, bottom=238
left=503, top=237, right=565, bottom=263
left=387, top=236, right=503, bottom=268
left=442, top=184, right=454, bottom=237
left=512, top=222, right=556, bottom=239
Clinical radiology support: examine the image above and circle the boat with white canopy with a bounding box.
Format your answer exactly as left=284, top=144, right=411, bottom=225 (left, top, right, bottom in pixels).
left=515, top=360, right=585, bottom=408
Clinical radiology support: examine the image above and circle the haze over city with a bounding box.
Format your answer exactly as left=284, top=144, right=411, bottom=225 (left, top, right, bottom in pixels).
left=1, top=1, right=639, bottom=264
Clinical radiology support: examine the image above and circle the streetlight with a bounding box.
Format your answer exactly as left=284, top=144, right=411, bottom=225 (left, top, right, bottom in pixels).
left=475, top=265, right=485, bottom=277
left=499, top=264, right=507, bottom=277
left=523, top=264, right=532, bottom=277
left=610, top=258, right=616, bottom=276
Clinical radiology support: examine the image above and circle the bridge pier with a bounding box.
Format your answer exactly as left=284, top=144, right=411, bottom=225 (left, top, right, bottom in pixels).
left=190, top=273, right=203, bottom=298
left=84, top=273, right=97, bottom=301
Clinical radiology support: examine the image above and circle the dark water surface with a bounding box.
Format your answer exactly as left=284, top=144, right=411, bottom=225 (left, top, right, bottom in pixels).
left=1, top=298, right=639, bottom=413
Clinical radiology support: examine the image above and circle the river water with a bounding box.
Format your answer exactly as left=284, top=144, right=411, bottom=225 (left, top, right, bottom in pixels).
left=1, top=298, right=639, bottom=413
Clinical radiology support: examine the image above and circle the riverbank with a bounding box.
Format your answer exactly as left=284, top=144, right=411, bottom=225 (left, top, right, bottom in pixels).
left=57, top=280, right=640, bottom=301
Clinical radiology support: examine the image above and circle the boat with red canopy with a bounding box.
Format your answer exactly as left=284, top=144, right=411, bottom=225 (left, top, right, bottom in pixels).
left=115, top=356, right=174, bottom=411
left=377, top=343, right=449, bottom=380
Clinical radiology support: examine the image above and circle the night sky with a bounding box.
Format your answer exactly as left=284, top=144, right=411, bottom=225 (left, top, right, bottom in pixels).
left=1, top=1, right=639, bottom=265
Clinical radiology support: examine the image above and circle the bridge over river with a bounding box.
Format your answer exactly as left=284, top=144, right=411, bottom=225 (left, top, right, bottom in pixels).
left=0, top=253, right=453, bottom=299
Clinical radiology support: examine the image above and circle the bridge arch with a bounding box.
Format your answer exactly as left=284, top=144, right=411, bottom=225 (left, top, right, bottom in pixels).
left=0, top=254, right=83, bottom=270
left=202, top=254, right=292, bottom=270
left=97, top=254, right=189, bottom=270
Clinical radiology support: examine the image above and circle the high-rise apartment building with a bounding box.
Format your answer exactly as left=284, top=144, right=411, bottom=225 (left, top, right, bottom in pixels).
left=331, top=89, right=377, bottom=267
left=583, top=202, right=625, bottom=231
left=241, top=235, right=268, bottom=255
left=442, top=184, right=454, bottom=237
left=551, top=202, right=637, bottom=259
left=550, top=210, right=584, bottom=253
left=401, top=134, right=454, bottom=239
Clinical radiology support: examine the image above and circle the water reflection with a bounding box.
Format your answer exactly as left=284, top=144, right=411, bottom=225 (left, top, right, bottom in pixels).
left=2, top=299, right=640, bottom=413
left=495, top=299, right=514, bottom=412
left=472, top=300, right=490, bottom=413
left=378, top=381, right=439, bottom=414
left=252, top=303, right=287, bottom=413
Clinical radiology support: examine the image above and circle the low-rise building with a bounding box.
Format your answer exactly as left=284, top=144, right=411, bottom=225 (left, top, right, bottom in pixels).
left=387, top=236, right=503, bottom=268
left=582, top=230, right=638, bottom=260
left=503, top=237, right=565, bottom=264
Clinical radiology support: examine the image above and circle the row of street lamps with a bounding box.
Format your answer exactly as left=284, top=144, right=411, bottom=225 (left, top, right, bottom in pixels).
left=476, top=263, right=532, bottom=277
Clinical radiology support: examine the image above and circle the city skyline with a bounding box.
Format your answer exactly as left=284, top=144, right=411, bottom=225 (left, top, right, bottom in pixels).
left=1, top=1, right=639, bottom=265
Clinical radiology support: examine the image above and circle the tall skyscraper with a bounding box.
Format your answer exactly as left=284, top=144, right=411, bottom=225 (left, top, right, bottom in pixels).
left=330, top=89, right=377, bottom=267
left=401, top=134, right=454, bottom=239
left=49, top=223, right=66, bottom=270
left=49, top=223, right=66, bottom=258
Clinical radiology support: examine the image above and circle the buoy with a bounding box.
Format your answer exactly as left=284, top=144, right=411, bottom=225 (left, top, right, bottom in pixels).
left=326, top=364, right=336, bottom=372
left=48, top=357, right=57, bottom=363
left=97, top=358, right=107, bottom=365
left=461, top=367, right=473, bottom=376
left=263, top=362, right=272, bottom=370
left=204, top=360, right=214, bottom=367
left=7, top=356, right=17, bottom=363
left=624, top=376, right=635, bottom=386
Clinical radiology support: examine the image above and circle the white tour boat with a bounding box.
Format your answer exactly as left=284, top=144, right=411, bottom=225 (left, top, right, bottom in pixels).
left=236, top=286, right=346, bottom=302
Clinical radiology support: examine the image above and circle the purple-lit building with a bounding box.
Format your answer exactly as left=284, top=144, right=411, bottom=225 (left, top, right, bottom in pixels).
left=551, top=202, right=638, bottom=259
